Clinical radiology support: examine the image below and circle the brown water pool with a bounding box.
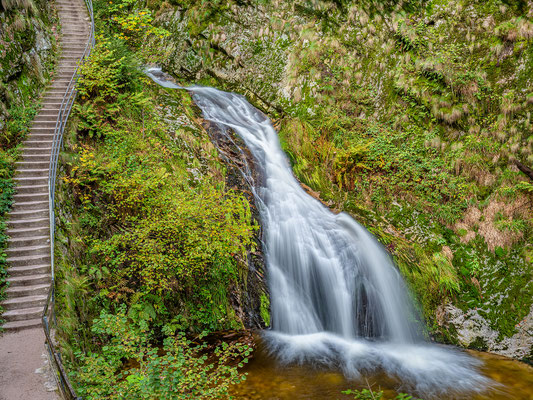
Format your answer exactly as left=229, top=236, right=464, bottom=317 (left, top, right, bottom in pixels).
left=231, top=341, right=533, bottom=400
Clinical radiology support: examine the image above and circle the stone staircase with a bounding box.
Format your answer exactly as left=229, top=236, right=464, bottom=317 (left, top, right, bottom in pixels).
left=1, top=0, right=89, bottom=331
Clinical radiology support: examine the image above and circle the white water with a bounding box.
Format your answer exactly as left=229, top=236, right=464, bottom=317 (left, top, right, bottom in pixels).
left=147, top=68, right=492, bottom=396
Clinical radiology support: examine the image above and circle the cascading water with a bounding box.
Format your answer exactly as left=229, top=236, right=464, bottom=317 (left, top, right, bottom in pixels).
left=147, top=68, right=492, bottom=396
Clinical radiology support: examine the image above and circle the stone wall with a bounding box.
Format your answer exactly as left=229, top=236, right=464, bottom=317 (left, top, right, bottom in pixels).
left=0, top=0, right=56, bottom=139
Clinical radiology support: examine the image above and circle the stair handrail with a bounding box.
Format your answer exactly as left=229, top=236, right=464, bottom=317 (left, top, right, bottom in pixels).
left=43, top=0, right=95, bottom=398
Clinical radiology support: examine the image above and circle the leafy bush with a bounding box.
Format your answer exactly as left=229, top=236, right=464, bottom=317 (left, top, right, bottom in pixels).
left=58, top=21, right=256, bottom=355
left=74, top=38, right=145, bottom=138
left=73, top=307, right=249, bottom=399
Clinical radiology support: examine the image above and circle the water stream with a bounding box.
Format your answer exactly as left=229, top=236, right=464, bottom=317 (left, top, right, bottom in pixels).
left=146, top=69, right=501, bottom=397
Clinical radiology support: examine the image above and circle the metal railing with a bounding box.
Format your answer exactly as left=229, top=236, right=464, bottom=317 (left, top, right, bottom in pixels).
left=43, top=0, right=95, bottom=398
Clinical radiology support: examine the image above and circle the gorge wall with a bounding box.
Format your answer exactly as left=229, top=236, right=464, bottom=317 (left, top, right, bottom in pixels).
left=147, top=0, right=533, bottom=360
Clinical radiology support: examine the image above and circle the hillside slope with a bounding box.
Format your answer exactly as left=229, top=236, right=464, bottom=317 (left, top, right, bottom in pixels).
left=146, top=0, right=533, bottom=359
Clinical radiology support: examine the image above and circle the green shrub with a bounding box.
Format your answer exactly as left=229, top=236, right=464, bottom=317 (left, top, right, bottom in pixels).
left=73, top=307, right=249, bottom=399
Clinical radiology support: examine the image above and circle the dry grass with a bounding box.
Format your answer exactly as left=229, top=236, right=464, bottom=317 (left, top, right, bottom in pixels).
left=11, top=13, right=25, bottom=31
left=455, top=197, right=530, bottom=251
left=518, top=19, right=533, bottom=40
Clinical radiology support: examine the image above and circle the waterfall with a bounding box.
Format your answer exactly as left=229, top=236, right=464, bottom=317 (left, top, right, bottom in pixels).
left=146, top=69, right=491, bottom=396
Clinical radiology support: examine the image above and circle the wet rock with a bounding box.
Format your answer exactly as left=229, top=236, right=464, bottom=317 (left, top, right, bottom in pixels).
left=445, top=304, right=533, bottom=360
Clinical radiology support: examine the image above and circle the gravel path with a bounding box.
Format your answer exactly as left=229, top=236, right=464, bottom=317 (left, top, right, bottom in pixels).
left=0, top=328, right=58, bottom=400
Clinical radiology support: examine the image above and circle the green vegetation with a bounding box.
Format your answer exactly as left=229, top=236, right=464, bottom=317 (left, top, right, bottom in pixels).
left=259, top=292, right=270, bottom=327
left=55, top=0, right=263, bottom=396
left=4, top=0, right=528, bottom=396
left=73, top=307, right=249, bottom=399
left=0, top=0, right=57, bottom=327
left=343, top=388, right=422, bottom=400
left=146, top=0, right=532, bottom=353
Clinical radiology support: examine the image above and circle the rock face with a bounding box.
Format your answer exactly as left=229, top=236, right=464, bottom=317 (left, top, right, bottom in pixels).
left=149, top=0, right=533, bottom=360
left=202, top=120, right=269, bottom=330
left=0, top=0, right=56, bottom=140
left=444, top=304, right=533, bottom=360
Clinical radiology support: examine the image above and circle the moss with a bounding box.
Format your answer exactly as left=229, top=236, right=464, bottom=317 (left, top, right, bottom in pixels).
left=260, top=292, right=270, bottom=327
left=469, top=336, right=489, bottom=352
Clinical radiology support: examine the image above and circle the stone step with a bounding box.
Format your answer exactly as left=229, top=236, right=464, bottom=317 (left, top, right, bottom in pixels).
left=9, top=211, right=49, bottom=223
left=46, top=88, right=71, bottom=94
left=15, top=162, right=51, bottom=170
left=8, top=209, right=49, bottom=220
left=31, top=120, right=58, bottom=128
left=7, top=217, right=49, bottom=229
left=5, top=244, right=50, bottom=258
left=5, top=283, right=50, bottom=298
left=20, top=149, right=52, bottom=157
left=50, top=76, right=75, bottom=81
left=8, top=274, right=52, bottom=287
left=58, top=16, right=85, bottom=20
left=7, top=264, right=50, bottom=278
left=14, top=176, right=49, bottom=185
left=11, top=196, right=48, bottom=208
left=7, top=235, right=49, bottom=248
left=2, top=318, right=42, bottom=331
left=60, top=39, right=89, bottom=45
left=15, top=161, right=51, bottom=171
left=59, top=47, right=88, bottom=53
left=44, top=83, right=72, bottom=89
left=26, top=134, right=55, bottom=141
left=60, top=27, right=87, bottom=31
left=58, top=10, right=85, bottom=15
left=26, top=137, right=55, bottom=144
left=1, top=294, right=48, bottom=311
left=30, top=122, right=56, bottom=128
left=15, top=169, right=50, bottom=178
left=60, top=27, right=88, bottom=32
left=42, top=95, right=68, bottom=101
left=51, top=77, right=75, bottom=84
left=2, top=307, right=44, bottom=322
left=61, top=48, right=88, bottom=54
left=13, top=184, right=48, bottom=194
left=41, top=105, right=68, bottom=112
left=11, top=200, right=49, bottom=212
left=7, top=217, right=49, bottom=227
left=19, top=154, right=51, bottom=162
left=48, top=84, right=74, bottom=91
left=13, top=191, right=48, bottom=201
left=41, top=100, right=72, bottom=107
left=6, top=226, right=49, bottom=239
left=60, top=34, right=89, bottom=39
left=54, top=67, right=77, bottom=74
left=15, top=160, right=51, bottom=168
left=60, top=54, right=84, bottom=59
left=34, top=115, right=59, bottom=122
left=21, top=141, right=53, bottom=149
left=58, top=14, right=85, bottom=19
left=49, top=78, right=73, bottom=84
left=6, top=253, right=51, bottom=267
